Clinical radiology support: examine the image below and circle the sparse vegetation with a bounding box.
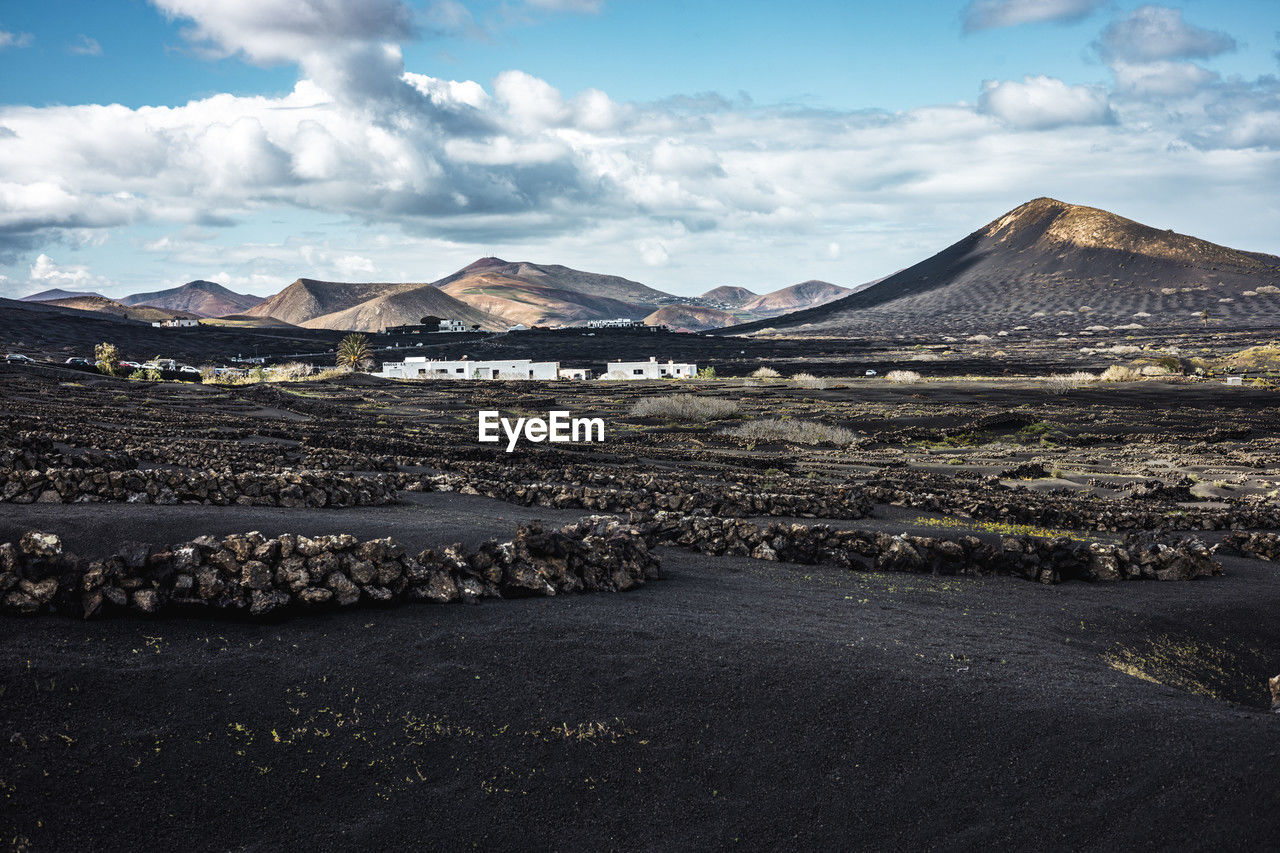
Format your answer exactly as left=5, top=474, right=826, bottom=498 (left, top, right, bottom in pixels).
left=1100, top=365, right=1141, bottom=382
left=629, top=394, right=739, bottom=422
left=791, top=372, right=830, bottom=389
left=697, top=366, right=717, bottom=380
left=1044, top=371, right=1096, bottom=394
left=750, top=366, right=781, bottom=379
left=724, top=418, right=857, bottom=446
left=885, top=370, right=922, bottom=384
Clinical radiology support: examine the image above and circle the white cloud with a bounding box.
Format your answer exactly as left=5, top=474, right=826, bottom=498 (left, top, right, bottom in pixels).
left=523, top=0, right=603, bottom=12
left=637, top=238, right=668, bottom=267
left=1096, top=5, right=1236, bottom=64
left=0, top=28, right=33, bottom=50
left=25, top=253, right=111, bottom=292
left=1110, top=60, right=1217, bottom=97
left=978, top=75, right=1113, bottom=129
left=963, top=0, right=1103, bottom=32
left=69, top=35, right=102, bottom=56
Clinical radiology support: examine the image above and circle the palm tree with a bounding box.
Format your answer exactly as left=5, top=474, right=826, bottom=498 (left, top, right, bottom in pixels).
left=336, top=333, right=372, bottom=371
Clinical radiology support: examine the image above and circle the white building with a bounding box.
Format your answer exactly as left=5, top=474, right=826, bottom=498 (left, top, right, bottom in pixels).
left=585, top=317, right=642, bottom=329
left=151, top=318, right=199, bottom=328
left=558, top=367, right=592, bottom=380
left=1225, top=375, right=1244, bottom=386
left=439, top=319, right=469, bottom=333
left=376, top=357, right=560, bottom=380
left=603, top=356, right=697, bottom=379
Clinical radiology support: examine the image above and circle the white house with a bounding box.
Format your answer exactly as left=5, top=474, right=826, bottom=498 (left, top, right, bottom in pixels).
left=439, top=319, right=469, bottom=333
left=376, top=357, right=560, bottom=380
left=585, top=317, right=642, bottom=329
left=151, top=318, right=199, bottom=328
left=1225, top=375, right=1244, bottom=386
left=603, top=356, right=697, bottom=379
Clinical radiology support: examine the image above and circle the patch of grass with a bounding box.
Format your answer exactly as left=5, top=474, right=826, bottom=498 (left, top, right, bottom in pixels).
left=913, top=516, right=1091, bottom=541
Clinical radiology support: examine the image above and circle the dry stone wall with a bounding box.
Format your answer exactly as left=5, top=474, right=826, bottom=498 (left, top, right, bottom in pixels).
left=0, top=516, right=658, bottom=618
left=0, top=467, right=398, bottom=507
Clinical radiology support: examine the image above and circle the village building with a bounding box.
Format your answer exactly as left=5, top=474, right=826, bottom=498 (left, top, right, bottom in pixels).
left=375, top=357, right=560, bottom=380
left=603, top=356, right=697, bottom=379
left=584, top=317, right=643, bottom=329
left=151, top=318, right=199, bottom=328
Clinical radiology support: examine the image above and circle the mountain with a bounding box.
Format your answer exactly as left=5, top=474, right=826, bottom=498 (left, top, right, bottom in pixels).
left=738, top=281, right=852, bottom=318
left=722, top=198, right=1280, bottom=336
left=21, top=288, right=106, bottom=302
left=120, top=280, right=263, bottom=317
left=699, top=286, right=757, bottom=308
left=39, top=295, right=196, bottom=323
left=302, top=285, right=505, bottom=332
left=644, top=305, right=741, bottom=331
left=244, top=278, right=502, bottom=331
left=432, top=257, right=673, bottom=327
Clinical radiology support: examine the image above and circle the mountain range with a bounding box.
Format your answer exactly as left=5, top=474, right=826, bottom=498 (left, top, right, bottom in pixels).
left=13, top=198, right=1279, bottom=336
left=723, top=197, right=1280, bottom=336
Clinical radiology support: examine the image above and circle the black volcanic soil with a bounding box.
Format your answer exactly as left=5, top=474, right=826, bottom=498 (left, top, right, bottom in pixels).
left=3, top=365, right=1280, bottom=849
left=2, top=509, right=1278, bottom=850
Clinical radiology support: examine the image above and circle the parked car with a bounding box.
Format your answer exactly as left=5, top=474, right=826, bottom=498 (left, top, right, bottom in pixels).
left=65, top=357, right=92, bottom=366
left=5, top=353, right=35, bottom=364
left=865, top=369, right=878, bottom=376
left=178, top=365, right=201, bottom=375
left=119, top=361, right=142, bottom=369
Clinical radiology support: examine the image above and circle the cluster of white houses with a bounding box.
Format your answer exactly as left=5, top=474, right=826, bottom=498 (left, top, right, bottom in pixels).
left=375, top=355, right=697, bottom=381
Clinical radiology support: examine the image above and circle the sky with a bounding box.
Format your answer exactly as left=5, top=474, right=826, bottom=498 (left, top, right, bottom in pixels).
left=0, top=0, right=1278, bottom=299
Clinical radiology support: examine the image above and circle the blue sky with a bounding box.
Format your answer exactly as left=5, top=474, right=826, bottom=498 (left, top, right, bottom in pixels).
left=1, top=0, right=1278, bottom=298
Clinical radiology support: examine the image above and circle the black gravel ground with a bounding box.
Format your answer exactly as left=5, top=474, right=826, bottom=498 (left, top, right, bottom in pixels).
left=2, top=493, right=1279, bottom=850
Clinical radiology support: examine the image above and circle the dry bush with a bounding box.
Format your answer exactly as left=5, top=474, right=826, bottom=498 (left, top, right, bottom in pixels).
left=750, top=366, right=781, bottom=379
left=885, top=370, right=922, bottom=384
left=1100, top=365, right=1141, bottom=381
left=1140, top=364, right=1173, bottom=377
left=790, top=372, right=830, bottom=389
left=1044, top=371, right=1096, bottom=394
left=267, top=362, right=315, bottom=381
left=724, top=418, right=858, bottom=446
left=629, top=394, right=739, bottom=422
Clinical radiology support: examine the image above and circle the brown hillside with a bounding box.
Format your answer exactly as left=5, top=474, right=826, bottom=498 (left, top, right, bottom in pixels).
left=120, top=280, right=263, bottom=317
left=643, top=305, right=741, bottom=331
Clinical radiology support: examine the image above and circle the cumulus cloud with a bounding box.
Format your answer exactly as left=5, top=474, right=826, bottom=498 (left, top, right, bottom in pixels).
left=69, top=35, right=102, bottom=56
left=978, top=75, right=1113, bottom=128
left=963, top=0, right=1103, bottom=32
left=0, top=28, right=34, bottom=49
left=1110, top=60, right=1217, bottom=97
left=1096, top=5, right=1236, bottom=64
left=24, top=253, right=111, bottom=292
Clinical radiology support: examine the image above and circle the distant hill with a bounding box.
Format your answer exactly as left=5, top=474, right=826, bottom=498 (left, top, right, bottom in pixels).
left=433, top=258, right=672, bottom=327
left=120, top=280, right=263, bottom=317
left=21, top=288, right=106, bottom=302
left=738, top=281, right=852, bottom=318
left=699, top=286, right=757, bottom=308
left=722, top=197, right=1280, bottom=336
left=39, top=295, right=195, bottom=324
left=303, top=285, right=505, bottom=332
left=244, top=278, right=503, bottom=332
left=644, top=305, right=741, bottom=331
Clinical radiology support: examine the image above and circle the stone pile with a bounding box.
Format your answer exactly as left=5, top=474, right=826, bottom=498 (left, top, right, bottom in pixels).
left=1219, top=531, right=1280, bottom=562
left=0, top=467, right=398, bottom=507
left=632, top=512, right=1222, bottom=584
left=1, top=516, right=658, bottom=618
